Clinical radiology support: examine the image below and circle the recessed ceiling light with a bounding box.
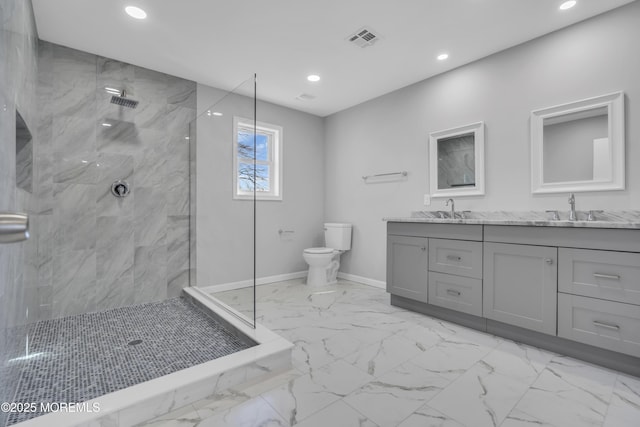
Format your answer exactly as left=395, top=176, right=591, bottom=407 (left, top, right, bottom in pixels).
left=307, top=74, right=321, bottom=82
left=125, top=6, right=147, bottom=20
left=559, top=1, right=576, bottom=10
left=212, top=112, right=223, bottom=116
left=437, top=53, right=449, bottom=61
left=105, top=87, right=121, bottom=95
left=101, top=122, right=112, bottom=127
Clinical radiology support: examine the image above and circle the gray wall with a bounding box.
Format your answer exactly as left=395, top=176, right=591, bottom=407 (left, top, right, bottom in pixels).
left=32, top=41, right=196, bottom=319
left=324, top=2, right=640, bottom=283
left=0, top=0, right=39, bottom=423
left=196, top=83, right=325, bottom=287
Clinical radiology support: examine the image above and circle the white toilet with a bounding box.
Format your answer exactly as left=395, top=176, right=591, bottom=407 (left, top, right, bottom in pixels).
left=303, top=223, right=352, bottom=287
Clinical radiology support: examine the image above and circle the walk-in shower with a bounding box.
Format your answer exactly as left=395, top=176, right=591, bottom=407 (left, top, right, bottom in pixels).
left=0, top=35, right=282, bottom=427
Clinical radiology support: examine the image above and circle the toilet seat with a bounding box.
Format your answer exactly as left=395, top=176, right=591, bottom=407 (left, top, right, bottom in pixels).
left=304, top=247, right=334, bottom=255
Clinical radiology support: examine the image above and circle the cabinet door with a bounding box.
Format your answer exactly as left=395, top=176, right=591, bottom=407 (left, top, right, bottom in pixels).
left=483, top=242, right=557, bottom=335
left=387, top=235, right=428, bottom=302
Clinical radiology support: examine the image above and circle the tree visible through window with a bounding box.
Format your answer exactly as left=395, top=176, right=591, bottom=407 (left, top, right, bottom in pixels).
left=233, top=117, right=283, bottom=200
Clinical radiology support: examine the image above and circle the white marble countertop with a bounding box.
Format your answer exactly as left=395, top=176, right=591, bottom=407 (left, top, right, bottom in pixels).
left=384, top=210, right=640, bottom=229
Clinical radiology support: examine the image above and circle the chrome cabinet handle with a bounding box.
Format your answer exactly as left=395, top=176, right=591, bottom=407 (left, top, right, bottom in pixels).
left=593, top=273, right=621, bottom=281
left=446, top=289, right=461, bottom=296
left=592, top=320, right=620, bottom=331
left=0, top=213, right=29, bottom=243
left=544, top=258, right=554, bottom=264
left=446, top=255, right=462, bottom=262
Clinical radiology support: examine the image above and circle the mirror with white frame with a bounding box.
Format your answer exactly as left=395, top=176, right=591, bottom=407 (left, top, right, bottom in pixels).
left=429, top=121, right=485, bottom=198
left=531, top=91, right=625, bottom=194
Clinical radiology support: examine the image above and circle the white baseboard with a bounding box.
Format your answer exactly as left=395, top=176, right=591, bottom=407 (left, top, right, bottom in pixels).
left=200, top=271, right=307, bottom=293
left=337, top=272, right=386, bottom=289
left=200, top=271, right=386, bottom=293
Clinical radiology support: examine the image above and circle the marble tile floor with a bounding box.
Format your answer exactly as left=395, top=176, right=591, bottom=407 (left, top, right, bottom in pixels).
left=139, top=279, right=640, bottom=427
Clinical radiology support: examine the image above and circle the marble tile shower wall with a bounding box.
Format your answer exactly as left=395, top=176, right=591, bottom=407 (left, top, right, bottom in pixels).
left=0, top=0, right=39, bottom=425
left=34, top=41, right=196, bottom=320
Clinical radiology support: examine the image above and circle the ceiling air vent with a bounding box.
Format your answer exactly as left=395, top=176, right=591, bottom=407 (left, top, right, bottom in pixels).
left=296, top=93, right=316, bottom=101
left=347, top=27, right=380, bottom=48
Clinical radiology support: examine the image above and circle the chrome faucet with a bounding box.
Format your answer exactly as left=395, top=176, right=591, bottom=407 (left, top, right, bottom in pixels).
left=568, top=193, right=577, bottom=221
left=445, top=198, right=455, bottom=219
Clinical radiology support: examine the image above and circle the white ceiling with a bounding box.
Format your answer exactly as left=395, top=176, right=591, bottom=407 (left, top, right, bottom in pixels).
left=32, top=0, right=635, bottom=117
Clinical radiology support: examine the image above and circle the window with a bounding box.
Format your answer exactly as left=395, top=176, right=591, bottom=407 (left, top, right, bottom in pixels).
left=233, top=117, right=283, bottom=200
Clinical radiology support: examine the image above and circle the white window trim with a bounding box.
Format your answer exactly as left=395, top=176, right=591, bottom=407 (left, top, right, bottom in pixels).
left=233, top=116, right=283, bottom=201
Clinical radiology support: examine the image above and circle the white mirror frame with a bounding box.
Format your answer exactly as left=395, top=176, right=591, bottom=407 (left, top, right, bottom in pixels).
left=531, top=91, right=625, bottom=194
left=429, top=121, right=485, bottom=198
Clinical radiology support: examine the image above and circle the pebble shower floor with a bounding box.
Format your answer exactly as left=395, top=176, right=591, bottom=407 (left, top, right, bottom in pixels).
left=8, top=297, right=254, bottom=425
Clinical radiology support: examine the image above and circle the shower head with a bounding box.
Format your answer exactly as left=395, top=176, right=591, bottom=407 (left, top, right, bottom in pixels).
left=110, top=90, right=139, bottom=109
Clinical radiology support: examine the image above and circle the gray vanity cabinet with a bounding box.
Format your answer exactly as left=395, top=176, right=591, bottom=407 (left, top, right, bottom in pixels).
left=483, top=242, right=558, bottom=335
left=386, top=235, right=428, bottom=302
left=387, top=221, right=640, bottom=376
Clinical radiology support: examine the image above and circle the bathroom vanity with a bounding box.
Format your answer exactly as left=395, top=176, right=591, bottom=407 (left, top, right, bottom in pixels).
left=386, top=212, right=640, bottom=376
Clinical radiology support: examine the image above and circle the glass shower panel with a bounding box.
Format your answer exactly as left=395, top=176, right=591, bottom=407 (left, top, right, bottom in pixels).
left=190, top=76, right=257, bottom=327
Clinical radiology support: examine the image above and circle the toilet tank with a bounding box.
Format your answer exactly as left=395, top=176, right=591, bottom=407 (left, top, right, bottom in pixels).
left=324, top=223, right=352, bottom=250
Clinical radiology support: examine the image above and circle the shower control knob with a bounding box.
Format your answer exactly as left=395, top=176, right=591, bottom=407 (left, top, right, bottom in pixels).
left=111, top=180, right=130, bottom=198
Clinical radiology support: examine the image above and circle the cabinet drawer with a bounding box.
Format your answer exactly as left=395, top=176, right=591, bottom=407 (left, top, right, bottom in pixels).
left=429, top=238, right=482, bottom=279
left=558, top=293, right=640, bottom=358
left=428, top=272, right=482, bottom=316
left=559, top=248, right=640, bottom=306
